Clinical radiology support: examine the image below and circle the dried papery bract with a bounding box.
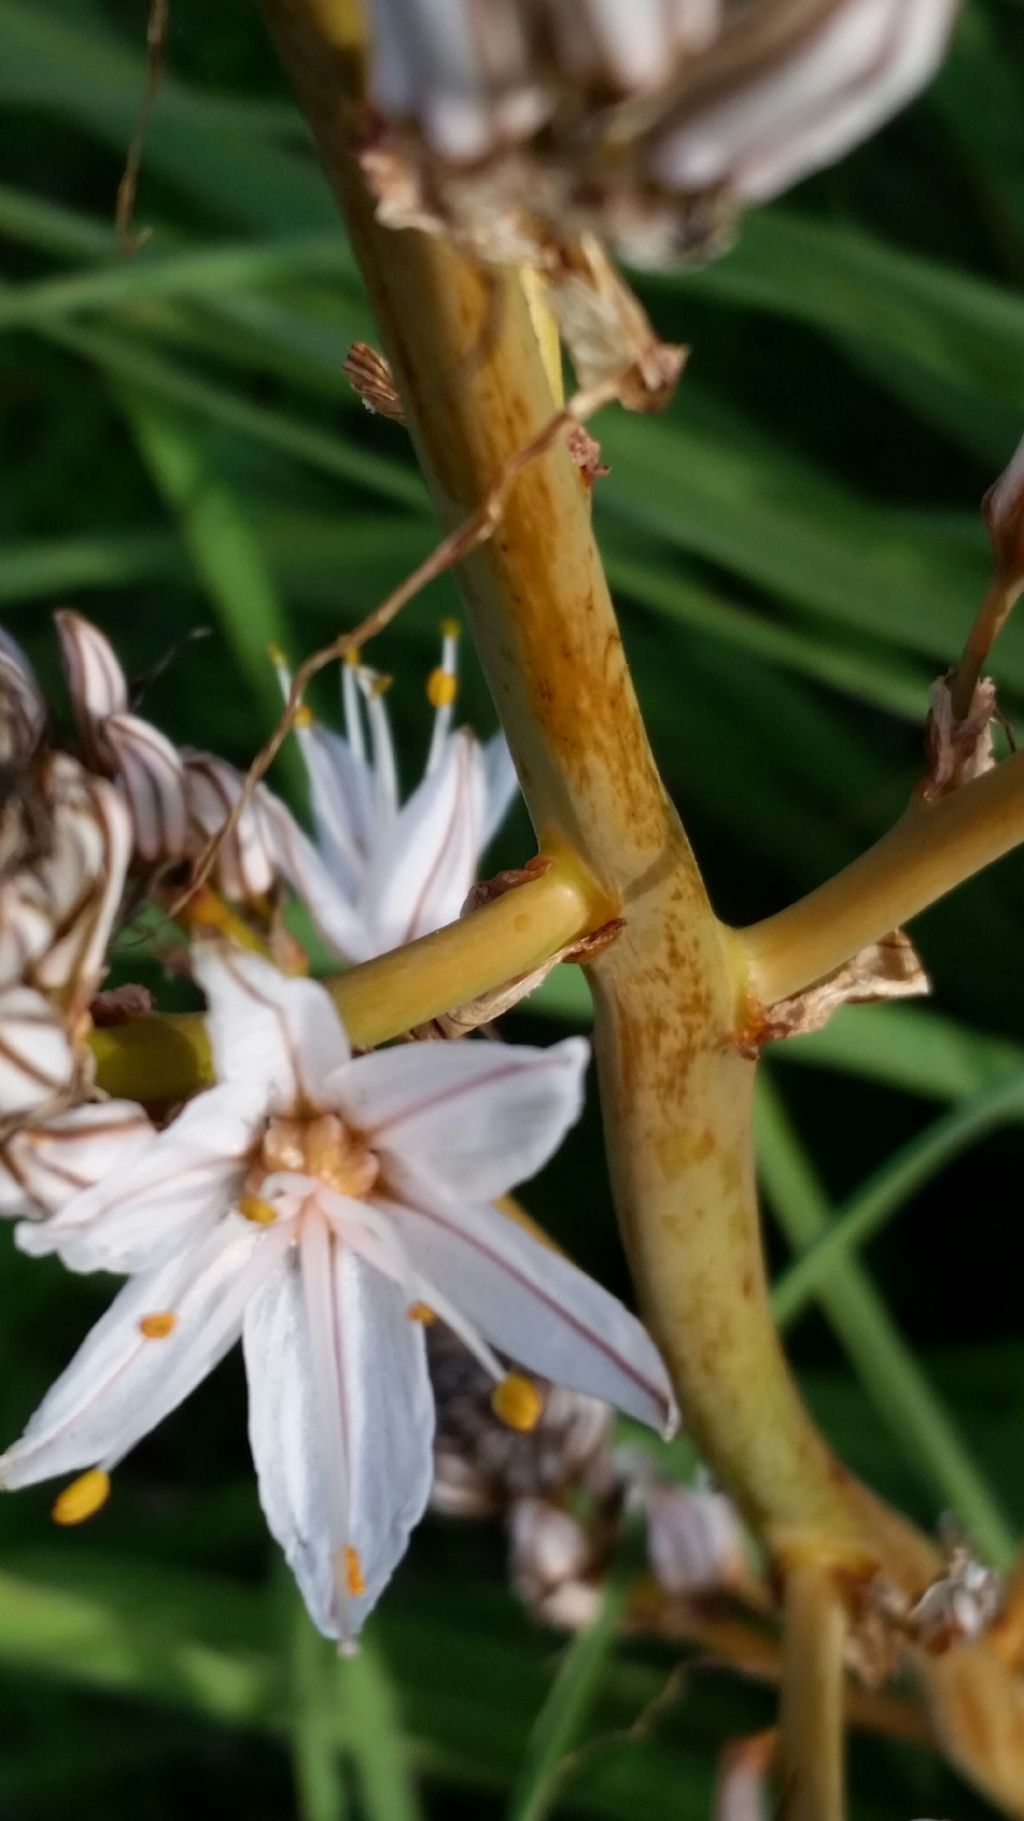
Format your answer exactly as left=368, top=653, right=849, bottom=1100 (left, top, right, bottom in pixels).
left=360, top=0, right=957, bottom=288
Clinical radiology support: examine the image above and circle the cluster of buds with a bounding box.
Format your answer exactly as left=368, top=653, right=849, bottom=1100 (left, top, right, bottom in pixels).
left=1, top=631, right=131, bottom=1128
left=428, top=1320, right=752, bottom=1631
left=360, top=0, right=957, bottom=405
left=1, top=609, right=520, bottom=1146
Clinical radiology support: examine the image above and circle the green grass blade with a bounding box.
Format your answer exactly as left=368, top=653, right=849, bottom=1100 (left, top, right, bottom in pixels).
left=116, top=388, right=298, bottom=756
left=338, top=1639, right=426, bottom=1821
left=505, top=1570, right=631, bottom=1821
left=39, top=318, right=421, bottom=508
left=772, top=1005, right=1024, bottom=1100
left=291, top=1608, right=350, bottom=1821
left=756, top=1075, right=1016, bottom=1563
left=772, top=1072, right=1024, bottom=1326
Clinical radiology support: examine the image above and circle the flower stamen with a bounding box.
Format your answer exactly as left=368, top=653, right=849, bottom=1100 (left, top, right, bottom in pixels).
left=239, top=1192, right=279, bottom=1226
left=51, top=1467, right=111, bottom=1526
left=139, top=1311, right=177, bottom=1338
left=344, top=1544, right=366, bottom=1597
left=491, top=1372, right=544, bottom=1432
left=426, top=666, right=457, bottom=709
left=407, top=1300, right=437, bottom=1324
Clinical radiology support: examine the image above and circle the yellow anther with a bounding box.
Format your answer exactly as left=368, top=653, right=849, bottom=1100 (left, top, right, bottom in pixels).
left=440, top=617, right=461, bottom=641
left=345, top=1544, right=366, bottom=1597
left=371, top=673, right=393, bottom=698
left=294, top=704, right=315, bottom=729
left=491, top=1372, right=544, bottom=1433
left=139, top=1311, right=177, bottom=1339
left=344, top=646, right=361, bottom=668
left=51, top=1468, right=111, bottom=1527
left=406, top=1301, right=437, bottom=1326
left=266, top=642, right=287, bottom=667
left=239, top=1193, right=279, bottom=1226
left=427, top=667, right=457, bottom=709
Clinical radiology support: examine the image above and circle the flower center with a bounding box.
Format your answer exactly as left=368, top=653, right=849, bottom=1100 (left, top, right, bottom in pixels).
left=259, top=1112, right=380, bottom=1199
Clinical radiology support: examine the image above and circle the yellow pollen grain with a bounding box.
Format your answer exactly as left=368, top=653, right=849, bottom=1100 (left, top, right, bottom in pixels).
left=239, top=1192, right=279, bottom=1226
left=345, top=1544, right=366, bottom=1597
left=406, top=1301, right=437, bottom=1325
left=266, top=642, right=287, bottom=666
left=371, top=673, right=393, bottom=698
left=491, top=1372, right=543, bottom=1433
left=440, top=617, right=461, bottom=640
left=427, top=667, right=457, bottom=709
left=139, top=1311, right=177, bottom=1339
left=52, top=1468, right=111, bottom=1527
left=344, top=646, right=361, bottom=668
left=294, top=704, right=315, bottom=729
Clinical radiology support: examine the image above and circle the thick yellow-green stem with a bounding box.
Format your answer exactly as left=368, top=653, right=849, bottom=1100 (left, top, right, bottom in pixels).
left=93, top=854, right=596, bottom=1100
left=778, top=1564, right=847, bottom=1821
left=252, top=3, right=1024, bottom=1809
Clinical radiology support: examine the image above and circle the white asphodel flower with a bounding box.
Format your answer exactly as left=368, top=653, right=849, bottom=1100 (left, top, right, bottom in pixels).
left=272, top=625, right=519, bottom=961
left=2, top=948, right=676, bottom=1646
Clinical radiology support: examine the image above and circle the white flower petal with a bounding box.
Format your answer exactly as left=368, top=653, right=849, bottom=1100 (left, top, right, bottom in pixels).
left=0, top=1218, right=281, bottom=1490
left=1, top=1100, right=154, bottom=1218
left=245, top=1231, right=434, bottom=1641
left=261, top=791, right=374, bottom=964
left=331, top=1036, right=590, bottom=1202
left=55, top=610, right=128, bottom=768
left=295, top=723, right=367, bottom=897
left=0, top=987, right=75, bottom=1118
left=480, top=731, right=519, bottom=846
left=382, top=1189, right=677, bottom=1435
left=360, top=728, right=484, bottom=948
left=104, top=714, right=189, bottom=863
left=16, top=1083, right=265, bottom=1272
left=195, top=946, right=351, bottom=1113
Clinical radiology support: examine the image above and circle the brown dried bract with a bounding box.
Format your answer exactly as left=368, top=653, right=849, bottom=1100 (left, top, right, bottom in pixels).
left=921, top=672, right=999, bottom=803
left=342, top=342, right=407, bottom=422
left=89, top=984, right=155, bottom=1027
left=738, top=929, right=929, bottom=1052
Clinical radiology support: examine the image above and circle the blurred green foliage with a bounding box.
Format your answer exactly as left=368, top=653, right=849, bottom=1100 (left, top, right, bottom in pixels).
left=3, top=1, right=1024, bottom=1815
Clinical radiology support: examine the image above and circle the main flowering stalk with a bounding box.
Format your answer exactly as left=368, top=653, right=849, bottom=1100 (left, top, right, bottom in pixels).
left=257, top=2, right=1024, bottom=1811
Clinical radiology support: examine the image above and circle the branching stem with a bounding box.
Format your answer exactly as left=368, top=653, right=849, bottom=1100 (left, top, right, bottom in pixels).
left=743, top=748, right=1024, bottom=1008
left=93, top=850, right=600, bottom=1101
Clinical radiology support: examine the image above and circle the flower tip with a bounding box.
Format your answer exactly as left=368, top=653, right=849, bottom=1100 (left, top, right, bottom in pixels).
left=492, top=1371, right=544, bottom=1432
left=661, top=1397, right=682, bottom=1444
left=266, top=642, right=287, bottom=667
left=439, top=617, right=461, bottom=640
left=51, top=1467, right=111, bottom=1526
left=426, top=666, right=458, bottom=709
left=294, top=704, right=315, bottom=730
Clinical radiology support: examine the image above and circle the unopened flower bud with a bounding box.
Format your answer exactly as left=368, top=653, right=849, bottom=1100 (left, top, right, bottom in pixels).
left=0, top=631, right=46, bottom=772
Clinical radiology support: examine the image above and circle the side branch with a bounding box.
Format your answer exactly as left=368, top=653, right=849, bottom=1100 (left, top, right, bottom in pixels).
left=743, top=749, right=1024, bottom=1009
left=93, top=853, right=600, bottom=1102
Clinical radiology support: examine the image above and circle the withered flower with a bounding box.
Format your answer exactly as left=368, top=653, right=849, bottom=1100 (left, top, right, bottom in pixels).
left=360, top=0, right=957, bottom=404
